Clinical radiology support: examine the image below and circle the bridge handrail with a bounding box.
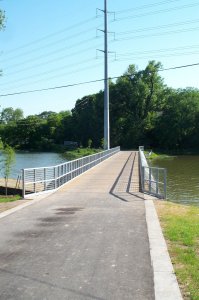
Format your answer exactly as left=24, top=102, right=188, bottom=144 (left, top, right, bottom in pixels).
left=139, top=146, right=167, bottom=199
left=22, top=146, right=120, bottom=198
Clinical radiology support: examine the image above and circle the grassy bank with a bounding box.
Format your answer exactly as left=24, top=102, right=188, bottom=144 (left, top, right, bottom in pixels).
left=63, top=148, right=102, bottom=161
left=0, top=195, right=21, bottom=203
left=155, top=201, right=199, bottom=300
left=144, top=150, right=171, bottom=160
left=144, top=149, right=199, bottom=160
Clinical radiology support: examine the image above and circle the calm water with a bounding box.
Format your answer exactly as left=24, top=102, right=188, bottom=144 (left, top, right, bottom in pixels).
left=2, top=152, right=66, bottom=179
left=151, top=155, right=199, bottom=206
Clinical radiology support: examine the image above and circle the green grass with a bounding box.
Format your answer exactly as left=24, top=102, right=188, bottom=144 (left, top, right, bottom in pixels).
left=0, top=194, right=21, bottom=203
left=155, top=201, right=199, bottom=300
left=144, top=150, right=172, bottom=160
left=63, top=148, right=102, bottom=161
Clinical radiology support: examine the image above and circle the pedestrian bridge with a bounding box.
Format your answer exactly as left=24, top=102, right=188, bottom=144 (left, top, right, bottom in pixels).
left=22, top=147, right=166, bottom=199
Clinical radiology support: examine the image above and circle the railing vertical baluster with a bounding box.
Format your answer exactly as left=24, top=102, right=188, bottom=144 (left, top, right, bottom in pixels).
left=142, top=167, right=145, bottom=192
left=164, top=169, right=167, bottom=199
left=54, top=167, right=56, bottom=189
left=44, top=168, right=46, bottom=191
left=156, top=168, right=159, bottom=195
left=34, top=169, right=36, bottom=193
left=149, top=168, right=152, bottom=193
left=22, top=169, right=25, bottom=198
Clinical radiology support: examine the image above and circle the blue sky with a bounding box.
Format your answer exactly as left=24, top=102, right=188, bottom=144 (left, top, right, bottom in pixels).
left=0, top=0, right=199, bottom=116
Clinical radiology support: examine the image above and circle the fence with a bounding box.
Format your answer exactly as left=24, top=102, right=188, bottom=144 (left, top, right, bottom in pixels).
left=139, top=146, right=167, bottom=199
left=22, top=147, right=120, bottom=198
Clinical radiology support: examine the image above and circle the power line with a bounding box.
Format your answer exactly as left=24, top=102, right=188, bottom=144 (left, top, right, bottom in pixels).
left=1, top=62, right=199, bottom=98
left=116, top=44, right=199, bottom=56
left=2, top=17, right=97, bottom=56
left=115, top=0, right=182, bottom=14
left=116, top=49, right=199, bottom=61
left=0, top=62, right=103, bottom=92
left=160, top=62, right=199, bottom=71
left=0, top=78, right=107, bottom=97
left=113, top=2, right=199, bottom=22
left=2, top=41, right=102, bottom=73
left=1, top=36, right=97, bottom=65
left=1, top=3, right=197, bottom=64
left=2, top=57, right=101, bottom=86
left=2, top=20, right=199, bottom=80
left=112, top=26, right=199, bottom=43
left=116, top=18, right=199, bottom=36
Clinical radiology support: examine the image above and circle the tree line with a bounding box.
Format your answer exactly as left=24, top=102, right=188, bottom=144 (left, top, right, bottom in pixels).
left=0, top=61, right=199, bottom=151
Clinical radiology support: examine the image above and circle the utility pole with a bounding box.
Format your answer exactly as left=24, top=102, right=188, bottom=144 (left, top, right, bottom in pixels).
left=104, top=0, right=110, bottom=150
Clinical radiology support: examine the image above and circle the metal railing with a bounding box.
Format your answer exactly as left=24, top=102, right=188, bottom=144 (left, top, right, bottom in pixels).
left=139, top=146, right=167, bottom=199
left=22, top=147, right=120, bottom=198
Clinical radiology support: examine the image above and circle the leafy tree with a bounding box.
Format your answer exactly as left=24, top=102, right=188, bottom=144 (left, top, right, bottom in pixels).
left=0, top=144, right=15, bottom=196
left=0, top=9, right=5, bottom=30
left=109, top=61, right=165, bottom=148
left=37, top=111, right=56, bottom=119
left=0, top=107, right=24, bottom=124
left=153, top=88, right=199, bottom=150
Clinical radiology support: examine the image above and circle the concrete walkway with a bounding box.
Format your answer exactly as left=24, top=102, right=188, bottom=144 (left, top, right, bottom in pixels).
left=0, top=151, right=154, bottom=300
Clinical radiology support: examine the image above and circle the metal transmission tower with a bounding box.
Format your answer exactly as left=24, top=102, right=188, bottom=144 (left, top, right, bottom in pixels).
left=97, top=1, right=110, bottom=150
left=104, top=0, right=109, bottom=150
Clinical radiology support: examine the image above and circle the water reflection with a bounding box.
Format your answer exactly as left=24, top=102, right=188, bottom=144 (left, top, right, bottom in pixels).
left=151, top=155, right=199, bottom=206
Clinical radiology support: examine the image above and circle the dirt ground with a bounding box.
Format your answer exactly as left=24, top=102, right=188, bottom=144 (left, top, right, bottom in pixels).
left=0, top=199, right=29, bottom=213
left=0, top=178, right=27, bottom=213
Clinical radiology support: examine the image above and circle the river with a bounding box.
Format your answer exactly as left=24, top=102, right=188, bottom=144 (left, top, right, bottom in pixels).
left=1, top=152, right=66, bottom=179
left=2, top=151, right=199, bottom=206
left=151, top=155, right=199, bottom=206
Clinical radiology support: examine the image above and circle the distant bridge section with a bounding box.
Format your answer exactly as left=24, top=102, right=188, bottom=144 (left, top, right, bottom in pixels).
left=139, top=146, right=167, bottom=199
left=22, top=147, right=120, bottom=198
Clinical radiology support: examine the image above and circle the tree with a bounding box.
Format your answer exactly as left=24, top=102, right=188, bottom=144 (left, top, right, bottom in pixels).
left=109, top=61, right=166, bottom=148
left=0, top=144, right=15, bottom=196
left=0, top=9, right=5, bottom=30
left=0, top=107, right=24, bottom=124
left=37, top=111, right=56, bottom=120
left=153, top=88, right=199, bottom=150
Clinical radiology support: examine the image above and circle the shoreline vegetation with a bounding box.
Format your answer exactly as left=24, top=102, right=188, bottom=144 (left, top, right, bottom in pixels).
left=144, top=149, right=199, bottom=161
left=155, top=200, right=199, bottom=300
left=62, top=147, right=102, bottom=160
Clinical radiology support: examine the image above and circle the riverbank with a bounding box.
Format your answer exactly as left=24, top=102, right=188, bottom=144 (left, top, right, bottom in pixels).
left=155, top=200, right=199, bottom=300
left=145, top=149, right=199, bottom=161
left=63, top=147, right=102, bottom=160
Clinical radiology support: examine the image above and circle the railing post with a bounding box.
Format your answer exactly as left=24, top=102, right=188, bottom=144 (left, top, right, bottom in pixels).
left=142, top=166, right=145, bottom=192
left=149, top=168, right=152, bottom=193
left=22, top=169, right=25, bottom=198
left=34, top=169, right=36, bottom=193
left=156, top=168, right=159, bottom=195
left=164, top=169, right=167, bottom=199
left=54, top=167, right=56, bottom=189
left=44, top=168, right=46, bottom=191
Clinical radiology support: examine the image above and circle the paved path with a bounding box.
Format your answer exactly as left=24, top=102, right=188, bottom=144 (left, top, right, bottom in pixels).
left=0, top=151, right=154, bottom=300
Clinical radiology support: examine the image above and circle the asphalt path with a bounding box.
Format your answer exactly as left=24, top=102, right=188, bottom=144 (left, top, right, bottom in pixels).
left=0, top=151, right=154, bottom=300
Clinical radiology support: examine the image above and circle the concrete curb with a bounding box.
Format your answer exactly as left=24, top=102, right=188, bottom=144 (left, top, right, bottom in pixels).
left=145, top=198, right=183, bottom=300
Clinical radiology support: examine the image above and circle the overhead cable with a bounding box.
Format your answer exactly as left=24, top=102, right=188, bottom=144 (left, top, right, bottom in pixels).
left=1, top=62, right=199, bottom=98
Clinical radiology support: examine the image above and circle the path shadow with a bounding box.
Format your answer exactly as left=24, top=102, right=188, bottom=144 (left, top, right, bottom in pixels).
left=109, top=152, right=144, bottom=203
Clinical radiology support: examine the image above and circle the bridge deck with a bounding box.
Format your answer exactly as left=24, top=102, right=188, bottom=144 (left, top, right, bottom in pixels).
left=0, top=151, right=154, bottom=300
